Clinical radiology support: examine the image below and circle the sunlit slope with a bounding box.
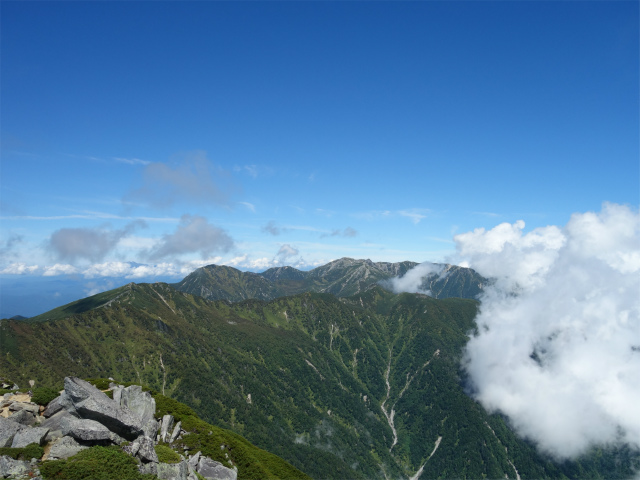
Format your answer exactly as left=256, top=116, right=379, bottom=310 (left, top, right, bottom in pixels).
left=174, top=257, right=485, bottom=302
left=2, top=282, right=637, bottom=479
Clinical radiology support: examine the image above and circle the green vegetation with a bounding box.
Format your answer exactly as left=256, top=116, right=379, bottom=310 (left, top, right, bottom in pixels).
left=0, top=443, right=44, bottom=461
left=31, top=386, right=61, bottom=405
left=40, top=446, right=157, bottom=480
left=154, top=444, right=181, bottom=464
left=2, top=281, right=638, bottom=479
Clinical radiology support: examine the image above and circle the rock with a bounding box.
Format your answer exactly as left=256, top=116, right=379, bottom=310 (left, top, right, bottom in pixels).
left=0, top=418, right=25, bottom=447
left=47, top=435, right=88, bottom=460
left=0, top=456, right=31, bottom=478
left=8, top=402, right=39, bottom=415
left=169, top=421, right=182, bottom=443
left=139, top=462, right=158, bottom=476
left=197, top=456, right=237, bottom=480
left=118, top=385, right=158, bottom=438
left=112, top=385, right=124, bottom=406
left=43, top=396, right=64, bottom=418
left=188, top=451, right=201, bottom=470
left=157, top=460, right=190, bottom=480
left=160, top=414, right=174, bottom=443
left=132, top=435, right=158, bottom=463
left=8, top=409, right=36, bottom=427
left=11, top=426, right=49, bottom=448
left=62, top=377, right=144, bottom=440
left=41, top=410, right=123, bottom=445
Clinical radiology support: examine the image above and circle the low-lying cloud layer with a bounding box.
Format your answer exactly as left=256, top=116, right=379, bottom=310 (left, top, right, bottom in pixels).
left=455, top=203, right=640, bottom=458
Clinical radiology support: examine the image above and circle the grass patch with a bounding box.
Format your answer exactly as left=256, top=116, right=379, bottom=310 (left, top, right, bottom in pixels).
left=40, top=445, right=157, bottom=480
left=31, top=386, right=61, bottom=406
left=0, top=443, right=44, bottom=461
left=155, top=444, right=181, bottom=464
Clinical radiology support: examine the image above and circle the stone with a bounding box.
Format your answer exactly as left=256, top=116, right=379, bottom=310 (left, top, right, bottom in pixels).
left=139, top=462, right=158, bottom=476
left=11, top=426, right=49, bottom=448
left=0, top=456, right=31, bottom=478
left=197, top=456, right=237, bottom=480
left=9, top=402, right=39, bottom=415
left=62, top=377, right=144, bottom=440
left=169, top=421, right=182, bottom=443
left=0, top=418, right=24, bottom=447
left=43, top=395, right=64, bottom=418
left=8, top=409, right=36, bottom=427
left=157, top=460, right=190, bottom=480
left=118, top=385, right=158, bottom=438
left=41, top=410, right=122, bottom=445
left=160, top=414, right=174, bottom=442
left=47, top=435, right=88, bottom=460
left=133, top=435, right=158, bottom=463
left=188, top=451, right=201, bottom=470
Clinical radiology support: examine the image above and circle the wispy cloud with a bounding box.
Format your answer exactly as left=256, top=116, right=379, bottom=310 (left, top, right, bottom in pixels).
left=262, top=220, right=285, bottom=236
left=320, top=227, right=358, bottom=238
left=398, top=209, right=430, bottom=224
left=239, top=201, right=256, bottom=213
left=146, top=214, right=234, bottom=260
left=128, top=151, right=236, bottom=209
left=2, top=212, right=178, bottom=222
left=354, top=209, right=430, bottom=224
left=113, top=157, right=151, bottom=166
left=47, top=221, right=146, bottom=263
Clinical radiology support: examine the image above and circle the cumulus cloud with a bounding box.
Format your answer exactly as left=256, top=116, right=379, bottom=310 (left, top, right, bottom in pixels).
left=456, top=203, right=640, bottom=459
left=129, top=151, right=235, bottom=208
left=48, top=221, right=145, bottom=263
left=0, top=263, right=40, bottom=275
left=387, top=262, right=445, bottom=295
left=43, top=264, right=79, bottom=276
left=147, top=214, right=234, bottom=260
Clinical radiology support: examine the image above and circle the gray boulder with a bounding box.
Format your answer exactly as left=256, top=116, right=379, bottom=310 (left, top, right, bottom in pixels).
left=8, top=409, right=36, bottom=427
left=0, top=456, right=32, bottom=478
left=118, top=385, right=158, bottom=438
left=188, top=451, right=201, bottom=470
left=47, top=436, right=88, bottom=460
left=0, top=418, right=24, bottom=448
left=11, top=426, right=49, bottom=448
left=8, top=402, right=39, bottom=415
left=41, top=410, right=123, bottom=445
left=132, top=435, right=158, bottom=463
left=43, top=396, right=64, bottom=418
left=169, top=420, right=182, bottom=443
left=157, top=460, right=190, bottom=480
left=62, top=377, right=143, bottom=440
left=197, top=457, right=237, bottom=480
left=160, top=414, right=174, bottom=443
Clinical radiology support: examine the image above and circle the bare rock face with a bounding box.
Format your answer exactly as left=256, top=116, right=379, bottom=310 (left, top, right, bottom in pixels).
left=41, top=410, right=123, bottom=444
left=47, top=435, right=88, bottom=460
left=11, top=426, right=49, bottom=448
left=0, top=455, right=38, bottom=479
left=197, top=457, right=238, bottom=480
left=115, top=384, right=158, bottom=438
left=157, top=460, right=190, bottom=480
left=0, top=418, right=25, bottom=448
left=63, top=377, right=144, bottom=440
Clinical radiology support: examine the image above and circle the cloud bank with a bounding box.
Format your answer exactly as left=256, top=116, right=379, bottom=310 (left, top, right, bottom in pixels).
left=387, top=262, right=445, bottom=295
left=456, top=203, right=640, bottom=458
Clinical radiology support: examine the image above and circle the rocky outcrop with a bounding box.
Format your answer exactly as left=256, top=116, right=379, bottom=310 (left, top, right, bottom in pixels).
left=0, top=378, right=239, bottom=480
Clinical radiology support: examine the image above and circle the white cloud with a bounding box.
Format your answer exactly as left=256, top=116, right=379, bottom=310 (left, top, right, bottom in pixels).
left=43, top=264, right=79, bottom=276
left=0, top=263, right=40, bottom=275
left=399, top=209, right=429, bottom=224
left=113, top=157, right=151, bottom=166
left=275, top=244, right=299, bottom=264
left=387, top=262, right=445, bottom=295
left=239, top=201, right=256, bottom=213
left=456, top=203, right=640, bottom=459
left=147, top=215, right=234, bottom=260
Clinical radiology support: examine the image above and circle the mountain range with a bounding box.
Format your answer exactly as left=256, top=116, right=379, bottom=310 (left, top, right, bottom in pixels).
left=1, top=259, right=637, bottom=479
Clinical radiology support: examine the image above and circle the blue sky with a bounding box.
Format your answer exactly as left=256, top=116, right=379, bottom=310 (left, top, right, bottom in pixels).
left=1, top=1, right=638, bottom=316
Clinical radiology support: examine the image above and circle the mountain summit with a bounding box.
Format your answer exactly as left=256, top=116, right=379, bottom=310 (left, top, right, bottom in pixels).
left=173, top=257, right=485, bottom=302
